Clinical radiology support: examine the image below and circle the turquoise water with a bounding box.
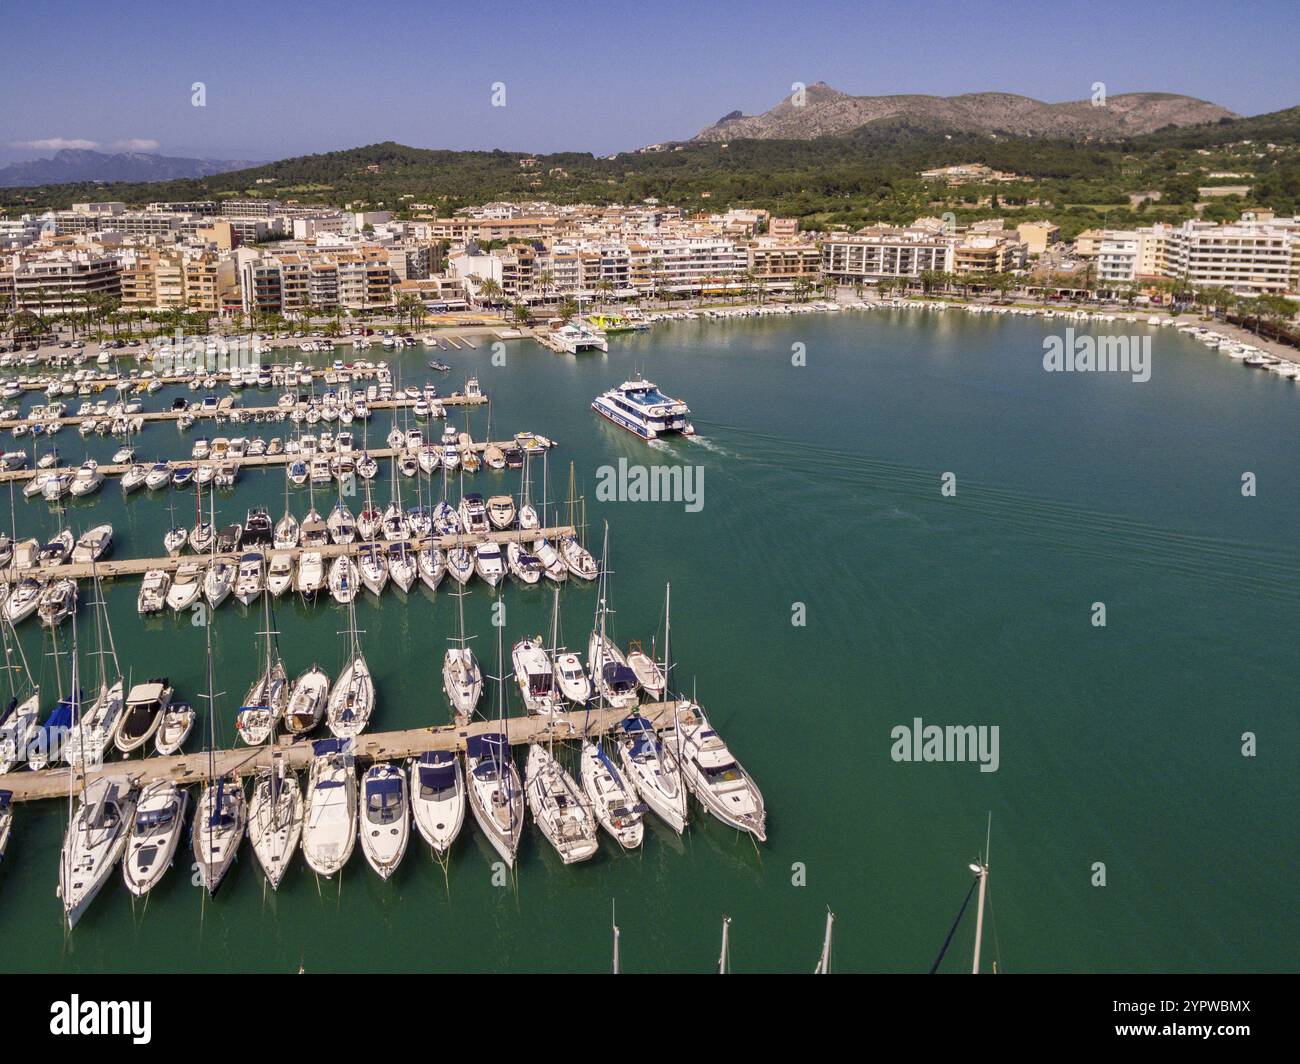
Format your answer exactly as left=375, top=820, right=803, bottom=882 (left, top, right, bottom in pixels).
left=2, top=310, right=1297, bottom=973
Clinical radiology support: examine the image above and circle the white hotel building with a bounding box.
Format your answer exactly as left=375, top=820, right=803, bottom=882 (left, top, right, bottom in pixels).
left=820, top=226, right=955, bottom=282
left=1096, top=217, right=1299, bottom=295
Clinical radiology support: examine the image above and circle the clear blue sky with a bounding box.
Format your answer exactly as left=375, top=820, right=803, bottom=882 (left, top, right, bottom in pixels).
left=2, top=0, right=1297, bottom=164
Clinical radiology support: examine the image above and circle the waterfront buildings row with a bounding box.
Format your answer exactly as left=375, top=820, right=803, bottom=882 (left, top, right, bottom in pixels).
left=2, top=195, right=1299, bottom=324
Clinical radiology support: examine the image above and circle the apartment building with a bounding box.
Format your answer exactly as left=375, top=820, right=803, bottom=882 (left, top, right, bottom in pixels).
left=821, top=227, right=955, bottom=282
left=1163, top=219, right=1296, bottom=294
left=952, top=233, right=1026, bottom=275
left=1096, top=218, right=1298, bottom=294
left=746, top=239, right=821, bottom=288
left=10, top=251, right=121, bottom=313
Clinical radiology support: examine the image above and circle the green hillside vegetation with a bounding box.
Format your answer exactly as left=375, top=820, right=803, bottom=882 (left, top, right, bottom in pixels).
left=2, top=106, right=1297, bottom=239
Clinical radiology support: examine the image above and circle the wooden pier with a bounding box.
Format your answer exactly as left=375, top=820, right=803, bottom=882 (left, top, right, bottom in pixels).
left=0, top=699, right=693, bottom=804
left=0, top=524, right=577, bottom=583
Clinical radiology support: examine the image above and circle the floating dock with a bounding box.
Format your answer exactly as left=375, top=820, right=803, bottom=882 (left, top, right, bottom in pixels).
left=0, top=430, right=540, bottom=485
left=0, top=699, right=695, bottom=803
left=0, top=393, right=486, bottom=432
left=1, top=524, right=577, bottom=582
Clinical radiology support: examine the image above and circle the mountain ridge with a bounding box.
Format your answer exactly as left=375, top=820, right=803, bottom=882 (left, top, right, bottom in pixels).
left=0, top=149, right=260, bottom=188
left=692, top=84, right=1239, bottom=141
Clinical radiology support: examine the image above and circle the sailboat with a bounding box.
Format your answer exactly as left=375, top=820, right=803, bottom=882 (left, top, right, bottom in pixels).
left=58, top=611, right=134, bottom=928
left=578, top=572, right=644, bottom=849
left=464, top=623, right=523, bottom=866
left=579, top=739, right=644, bottom=850
left=236, top=591, right=288, bottom=746
left=63, top=570, right=124, bottom=772
left=0, top=624, right=40, bottom=775
left=559, top=464, right=597, bottom=579
left=248, top=751, right=303, bottom=890
left=409, top=750, right=465, bottom=857
left=517, top=452, right=538, bottom=530
left=59, top=776, right=136, bottom=928
left=302, top=737, right=356, bottom=877
left=192, top=616, right=246, bottom=896
left=273, top=489, right=300, bottom=549
left=525, top=740, right=599, bottom=865
left=587, top=524, right=640, bottom=710
left=326, top=595, right=374, bottom=737
left=442, top=582, right=481, bottom=721
left=122, top=781, right=188, bottom=897
left=359, top=761, right=409, bottom=879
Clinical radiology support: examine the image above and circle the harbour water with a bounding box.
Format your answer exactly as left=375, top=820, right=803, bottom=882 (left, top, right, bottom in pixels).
left=1, top=309, right=1297, bottom=972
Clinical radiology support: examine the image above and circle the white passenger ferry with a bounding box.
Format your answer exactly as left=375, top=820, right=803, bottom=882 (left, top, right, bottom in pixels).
left=591, top=378, right=694, bottom=440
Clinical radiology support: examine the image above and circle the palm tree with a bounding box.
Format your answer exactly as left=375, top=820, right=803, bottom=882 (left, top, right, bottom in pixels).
left=535, top=269, right=554, bottom=307
left=477, top=278, right=502, bottom=311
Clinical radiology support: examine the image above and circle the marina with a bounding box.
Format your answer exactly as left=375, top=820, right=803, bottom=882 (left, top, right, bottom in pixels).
left=0, top=311, right=1294, bottom=974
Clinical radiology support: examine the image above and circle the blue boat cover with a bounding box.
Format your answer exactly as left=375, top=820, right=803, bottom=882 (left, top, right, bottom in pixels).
left=366, top=777, right=403, bottom=797
left=312, top=737, right=349, bottom=757
left=621, top=715, right=652, bottom=734
left=465, top=732, right=508, bottom=762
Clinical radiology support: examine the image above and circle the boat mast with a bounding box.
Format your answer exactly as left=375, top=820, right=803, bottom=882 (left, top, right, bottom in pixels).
left=717, top=915, right=731, bottom=974
left=814, top=908, right=835, bottom=974
left=611, top=901, right=621, bottom=975
left=970, top=813, right=991, bottom=974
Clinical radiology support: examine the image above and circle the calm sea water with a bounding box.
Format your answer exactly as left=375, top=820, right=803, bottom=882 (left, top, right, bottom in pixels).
left=2, top=309, right=1297, bottom=973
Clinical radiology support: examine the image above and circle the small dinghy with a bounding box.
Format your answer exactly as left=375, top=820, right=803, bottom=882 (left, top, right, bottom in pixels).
left=154, top=701, right=195, bottom=755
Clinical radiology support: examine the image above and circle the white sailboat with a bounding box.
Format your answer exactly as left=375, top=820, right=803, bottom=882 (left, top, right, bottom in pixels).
left=63, top=571, right=124, bottom=772
left=236, top=592, right=288, bottom=746
left=302, top=737, right=356, bottom=877
left=464, top=625, right=523, bottom=866
left=359, top=762, right=409, bottom=879
left=248, top=753, right=303, bottom=890
left=409, top=750, right=464, bottom=857
left=525, top=741, right=598, bottom=864
left=587, top=524, right=640, bottom=710
left=192, top=614, right=246, bottom=896
left=326, top=596, right=374, bottom=738
left=579, top=739, right=644, bottom=850
left=60, top=775, right=136, bottom=928
left=285, top=664, right=329, bottom=736
left=442, top=582, right=481, bottom=721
